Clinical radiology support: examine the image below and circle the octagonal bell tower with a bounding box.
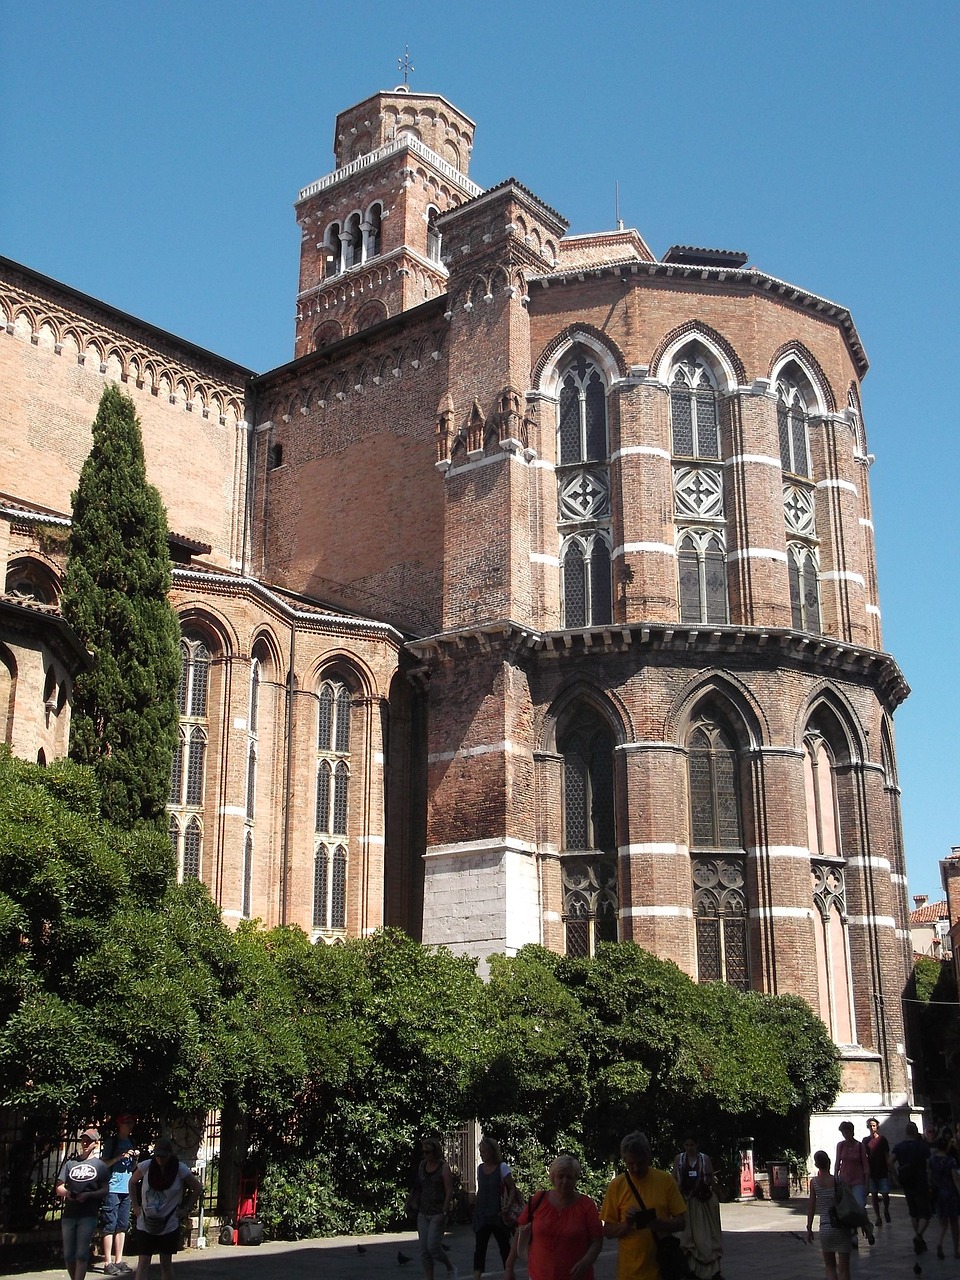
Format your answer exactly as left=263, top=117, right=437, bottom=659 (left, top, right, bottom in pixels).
left=293, top=87, right=481, bottom=358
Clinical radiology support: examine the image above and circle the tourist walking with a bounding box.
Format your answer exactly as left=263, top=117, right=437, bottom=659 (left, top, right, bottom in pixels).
left=834, top=1121, right=873, bottom=1247
left=600, top=1131, right=686, bottom=1280
left=891, top=1120, right=932, bottom=1254
left=472, top=1136, right=517, bottom=1280
left=861, top=1117, right=891, bottom=1227
left=504, top=1155, right=602, bottom=1280
left=409, top=1137, right=457, bottom=1280
left=56, top=1128, right=110, bottom=1280
left=928, top=1133, right=960, bottom=1261
left=102, top=1113, right=139, bottom=1274
left=806, top=1150, right=851, bottom=1280
left=672, top=1135, right=722, bottom=1279
left=127, top=1138, right=202, bottom=1280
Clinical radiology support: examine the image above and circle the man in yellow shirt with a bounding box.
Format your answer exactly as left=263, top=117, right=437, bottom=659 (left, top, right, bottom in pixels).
left=602, top=1132, right=687, bottom=1280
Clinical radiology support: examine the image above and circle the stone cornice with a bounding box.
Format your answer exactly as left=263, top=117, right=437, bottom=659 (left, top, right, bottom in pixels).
left=405, top=620, right=908, bottom=710
left=297, top=134, right=482, bottom=205
left=172, top=568, right=405, bottom=645
left=528, top=260, right=869, bottom=378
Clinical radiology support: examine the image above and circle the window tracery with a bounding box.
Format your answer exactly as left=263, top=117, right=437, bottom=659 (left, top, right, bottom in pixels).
left=777, top=377, right=811, bottom=477
left=805, top=728, right=855, bottom=1042
left=559, top=707, right=618, bottom=956
left=314, top=678, right=352, bottom=933
left=556, top=351, right=611, bottom=628
left=169, top=632, right=213, bottom=882
left=670, top=352, right=728, bottom=625
left=788, top=543, right=821, bottom=633
left=687, top=717, right=749, bottom=989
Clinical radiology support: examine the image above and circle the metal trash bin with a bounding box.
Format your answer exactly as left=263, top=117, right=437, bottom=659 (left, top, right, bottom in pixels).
left=767, top=1160, right=790, bottom=1200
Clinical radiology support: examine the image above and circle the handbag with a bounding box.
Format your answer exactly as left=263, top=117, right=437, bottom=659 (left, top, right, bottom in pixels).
left=624, top=1171, right=690, bottom=1280
left=500, top=1178, right=525, bottom=1228
left=829, top=1179, right=869, bottom=1230
left=515, top=1191, right=547, bottom=1263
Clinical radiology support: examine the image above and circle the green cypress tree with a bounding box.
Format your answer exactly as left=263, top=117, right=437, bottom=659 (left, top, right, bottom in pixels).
left=62, top=385, right=181, bottom=828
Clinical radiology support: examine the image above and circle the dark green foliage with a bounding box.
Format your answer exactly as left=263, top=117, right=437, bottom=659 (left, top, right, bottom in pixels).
left=474, top=943, right=840, bottom=1180
left=907, top=955, right=960, bottom=1123
left=253, top=927, right=487, bottom=1235
left=0, top=765, right=842, bottom=1239
left=62, top=385, right=181, bottom=828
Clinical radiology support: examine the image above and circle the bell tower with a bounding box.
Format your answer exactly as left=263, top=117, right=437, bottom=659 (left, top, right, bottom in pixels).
left=293, top=87, right=481, bottom=358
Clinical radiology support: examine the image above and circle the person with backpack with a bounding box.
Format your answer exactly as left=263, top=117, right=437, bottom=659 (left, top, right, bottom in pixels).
left=472, top=1136, right=519, bottom=1280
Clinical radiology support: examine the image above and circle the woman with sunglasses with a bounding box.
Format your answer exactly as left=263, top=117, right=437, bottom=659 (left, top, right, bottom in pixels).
left=128, top=1139, right=202, bottom=1280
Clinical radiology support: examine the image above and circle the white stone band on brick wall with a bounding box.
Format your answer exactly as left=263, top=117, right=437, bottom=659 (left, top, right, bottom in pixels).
left=725, top=453, right=781, bottom=468
left=846, top=854, right=891, bottom=870
left=726, top=547, right=789, bottom=563
left=612, top=445, right=670, bottom=462
left=821, top=570, right=866, bottom=585
left=620, top=842, right=689, bottom=856
left=816, top=478, right=858, bottom=494
left=747, top=845, right=810, bottom=859
left=620, top=905, right=694, bottom=918
left=614, top=541, right=675, bottom=557
left=845, top=915, right=897, bottom=928
left=748, top=906, right=816, bottom=918
left=427, top=739, right=529, bottom=763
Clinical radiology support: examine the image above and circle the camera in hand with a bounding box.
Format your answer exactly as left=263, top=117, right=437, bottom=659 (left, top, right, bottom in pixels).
left=629, top=1207, right=657, bottom=1229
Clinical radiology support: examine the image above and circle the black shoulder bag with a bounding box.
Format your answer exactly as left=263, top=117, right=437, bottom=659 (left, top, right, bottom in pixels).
left=623, top=1172, right=689, bottom=1280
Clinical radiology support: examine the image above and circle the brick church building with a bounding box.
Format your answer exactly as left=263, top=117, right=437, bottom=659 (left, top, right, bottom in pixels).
left=1, top=84, right=915, bottom=1139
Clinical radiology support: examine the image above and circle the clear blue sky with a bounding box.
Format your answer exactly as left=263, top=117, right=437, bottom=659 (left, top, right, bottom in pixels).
left=2, top=1, right=957, bottom=903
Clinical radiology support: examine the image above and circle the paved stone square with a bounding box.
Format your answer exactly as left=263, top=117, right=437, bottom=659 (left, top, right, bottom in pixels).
left=10, top=1194, right=954, bottom=1280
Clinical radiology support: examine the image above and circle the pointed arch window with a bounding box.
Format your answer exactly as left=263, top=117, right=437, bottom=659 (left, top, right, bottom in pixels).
left=688, top=717, right=749, bottom=989
left=777, top=377, right=811, bottom=477
left=788, top=543, right=821, bottom=633
left=426, top=206, right=442, bottom=262
left=313, top=843, right=348, bottom=932
left=249, top=658, right=261, bottom=735
left=671, top=351, right=728, bottom=625
left=678, top=529, right=728, bottom=625
left=314, top=678, right=352, bottom=932
left=804, top=726, right=855, bottom=1043
left=559, top=707, right=618, bottom=956
left=182, top=815, right=202, bottom=881
left=169, top=631, right=216, bottom=882
left=177, top=636, right=210, bottom=717
left=242, top=833, right=253, bottom=920
left=561, top=534, right=612, bottom=628
left=670, top=356, right=721, bottom=459
left=245, top=744, right=256, bottom=821
left=558, top=354, right=608, bottom=465
left=557, top=351, right=612, bottom=629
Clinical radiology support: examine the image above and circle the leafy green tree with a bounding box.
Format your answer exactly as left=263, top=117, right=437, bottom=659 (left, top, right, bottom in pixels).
left=473, top=942, right=841, bottom=1184
left=255, top=928, right=489, bottom=1236
left=908, top=954, right=960, bottom=1122
left=62, top=384, right=181, bottom=828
